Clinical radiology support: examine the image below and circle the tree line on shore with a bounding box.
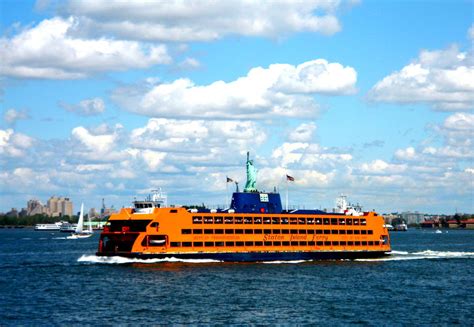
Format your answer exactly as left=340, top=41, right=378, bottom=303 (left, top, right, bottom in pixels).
left=0, top=214, right=105, bottom=226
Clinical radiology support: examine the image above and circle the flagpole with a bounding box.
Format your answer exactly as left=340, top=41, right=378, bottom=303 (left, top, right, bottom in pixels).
left=286, top=178, right=289, bottom=212
left=226, top=178, right=228, bottom=209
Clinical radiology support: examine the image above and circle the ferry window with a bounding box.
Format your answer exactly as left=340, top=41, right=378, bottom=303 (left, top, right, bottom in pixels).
left=353, top=219, right=360, bottom=225
left=347, top=230, right=353, bottom=235
left=214, top=216, right=223, bottom=224
left=204, top=229, right=213, bottom=234
left=291, top=241, right=299, bottom=246
left=368, top=230, right=373, bottom=234
left=316, top=241, right=324, bottom=246
left=346, top=218, right=353, bottom=225
left=254, top=217, right=262, bottom=224
left=299, top=241, right=307, bottom=246
left=290, top=218, right=298, bottom=225
left=264, top=241, right=272, bottom=246
left=215, top=241, right=224, bottom=247
left=332, top=241, right=339, bottom=246
left=273, top=241, right=281, bottom=246
left=339, top=218, right=346, bottom=225
left=307, top=218, right=314, bottom=224
left=235, top=217, right=243, bottom=224
left=368, top=241, right=374, bottom=246
left=361, top=241, right=367, bottom=246
left=193, top=216, right=202, bottom=224
left=307, top=229, right=314, bottom=234
left=150, top=222, right=159, bottom=228
left=255, top=241, right=263, bottom=246
left=273, top=229, right=281, bottom=234
left=354, top=230, right=360, bottom=235
left=264, top=229, right=271, bottom=234
left=298, top=218, right=306, bottom=224
left=236, top=241, right=244, bottom=246
left=193, top=242, right=203, bottom=247
left=182, top=229, right=192, bottom=234
left=308, top=241, right=315, bottom=246
left=170, top=242, right=181, bottom=247
left=204, top=216, right=213, bottom=224
left=244, top=217, right=252, bottom=224
left=225, top=229, right=234, bottom=234
left=315, top=218, right=322, bottom=225
left=282, top=241, right=290, bottom=246
left=323, top=218, right=330, bottom=225
left=299, top=230, right=306, bottom=234
left=205, top=242, right=214, bottom=247
left=254, top=229, right=262, bottom=234
left=235, top=229, right=244, bottom=234
left=215, top=229, right=224, bottom=234
left=340, top=241, right=346, bottom=246
left=331, top=218, right=338, bottom=225
left=290, top=229, right=298, bottom=234
left=331, top=230, right=338, bottom=234
left=282, top=229, right=290, bottom=234
left=170, top=209, right=178, bottom=213
left=355, top=241, right=361, bottom=246
left=272, top=217, right=280, bottom=224
left=324, top=241, right=331, bottom=246
left=182, top=242, right=192, bottom=247
left=323, top=230, right=330, bottom=235
left=281, top=217, right=289, bottom=224
left=315, top=230, right=323, bottom=234
left=225, top=241, right=234, bottom=246
left=263, top=217, right=271, bottom=224
left=193, top=229, right=203, bottom=234
left=245, top=229, right=253, bottom=234
left=361, top=219, right=367, bottom=225
left=339, top=230, right=346, bottom=234
left=347, top=241, right=354, bottom=246
left=225, top=217, right=233, bottom=224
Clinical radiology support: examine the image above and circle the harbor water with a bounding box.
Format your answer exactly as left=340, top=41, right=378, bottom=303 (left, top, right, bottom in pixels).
left=0, top=228, right=473, bottom=325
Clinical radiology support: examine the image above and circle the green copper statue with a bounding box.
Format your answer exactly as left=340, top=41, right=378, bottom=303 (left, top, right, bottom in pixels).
left=244, top=152, right=257, bottom=192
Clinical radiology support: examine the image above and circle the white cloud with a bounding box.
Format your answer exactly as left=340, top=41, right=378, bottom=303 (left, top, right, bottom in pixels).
left=394, top=146, right=417, bottom=161
left=60, top=97, right=105, bottom=116
left=3, top=109, right=29, bottom=124
left=288, top=122, right=317, bottom=142
left=0, top=17, right=171, bottom=79
left=59, top=0, right=343, bottom=42
left=71, top=125, right=120, bottom=154
left=368, top=45, right=474, bottom=110
left=112, top=59, right=357, bottom=119
left=0, top=129, right=35, bottom=157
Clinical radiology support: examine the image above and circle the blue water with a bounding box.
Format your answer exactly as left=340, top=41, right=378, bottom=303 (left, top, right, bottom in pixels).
left=0, top=228, right=473, bottom=325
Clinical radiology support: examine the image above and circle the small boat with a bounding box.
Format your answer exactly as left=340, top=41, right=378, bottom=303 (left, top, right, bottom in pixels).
left=67, top=203, right=93, bottom=239
left=35, top=221, right=65, bottom=231
left=394, top=223, right=408, bottom=231
left=435, top=229, right=442, bottom=234
left=384, top=224, right=394, bottom=231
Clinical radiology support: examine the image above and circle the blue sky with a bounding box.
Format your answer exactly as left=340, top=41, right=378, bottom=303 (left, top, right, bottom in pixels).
left=1, top=0, right=473, bottom=215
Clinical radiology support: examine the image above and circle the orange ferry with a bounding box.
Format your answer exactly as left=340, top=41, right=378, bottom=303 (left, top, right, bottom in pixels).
left=97, top=154, right=391, bottom=261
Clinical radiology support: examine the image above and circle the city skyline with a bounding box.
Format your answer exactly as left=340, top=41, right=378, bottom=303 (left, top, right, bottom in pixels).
left=1, top=1, right=473, bottom=214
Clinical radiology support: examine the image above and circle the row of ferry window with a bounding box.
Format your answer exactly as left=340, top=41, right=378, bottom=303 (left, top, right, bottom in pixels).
left=170, top=240, right=380, bottom=247
left=192, top=216, right=366, bottom=226
left=182, top=229, right=374, bottom=235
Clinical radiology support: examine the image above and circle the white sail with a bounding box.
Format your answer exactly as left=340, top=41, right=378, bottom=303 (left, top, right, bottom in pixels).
left=87, top=207, right=92, bottom=233
left=75, top=203, right=84, bottom=233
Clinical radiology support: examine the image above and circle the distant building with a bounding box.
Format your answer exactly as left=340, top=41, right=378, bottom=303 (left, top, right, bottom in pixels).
left=89, top=208, right=98, bottom=219
left=47, top=196, right=73, bottom=217
left=27, top=199, right=47, bottom=216
left=400, top=211, right=426, bottom=225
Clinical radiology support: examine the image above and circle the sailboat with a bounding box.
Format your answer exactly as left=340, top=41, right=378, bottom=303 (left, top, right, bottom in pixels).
left=67, top=203, right=93, bottom=239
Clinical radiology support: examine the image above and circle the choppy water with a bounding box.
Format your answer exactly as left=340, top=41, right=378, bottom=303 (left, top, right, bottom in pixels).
left=0, top=228, right=473, bottom=325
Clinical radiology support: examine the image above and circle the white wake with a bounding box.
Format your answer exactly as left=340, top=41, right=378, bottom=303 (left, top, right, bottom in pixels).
left=77, top=255, right=222, bottom=264
left=355, top=250, right=474, bottom=262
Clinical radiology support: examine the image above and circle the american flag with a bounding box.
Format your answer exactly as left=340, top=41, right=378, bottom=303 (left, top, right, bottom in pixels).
left=226, top=176, right=234, bottom=183
left=286, top=174, right=295, bottom=182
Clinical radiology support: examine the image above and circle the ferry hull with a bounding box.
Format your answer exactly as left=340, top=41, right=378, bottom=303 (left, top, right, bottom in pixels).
left=96, top=250, right=389, bottom=262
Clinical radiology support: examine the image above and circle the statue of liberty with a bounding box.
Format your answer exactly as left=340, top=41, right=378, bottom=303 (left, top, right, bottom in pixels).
left=244, top=152, right=257, bottom=192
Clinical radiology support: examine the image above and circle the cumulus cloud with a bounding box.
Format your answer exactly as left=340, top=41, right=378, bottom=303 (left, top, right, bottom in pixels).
left=368, top=45, right=474, bottom=110
left=3, top=109, right=29, bottom=124
left=0, top=17, right=171, bottom=79
left=288, top=122, right=317, bottom=142
left=59, top=97, right=105, bottom=116
left=112, top=59, right=357, bottom=119
left=0, top=129, right=35, bottom=157
left=57, top=0, right=343, bottom=42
